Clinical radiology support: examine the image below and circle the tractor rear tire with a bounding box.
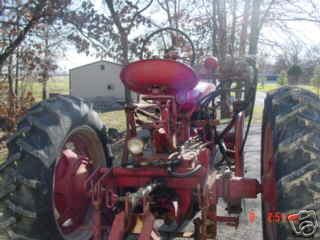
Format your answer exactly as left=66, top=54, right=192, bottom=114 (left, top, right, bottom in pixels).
left=0, top=95, right=112, bottom=240
left=261, top=87, right=320, bottom=240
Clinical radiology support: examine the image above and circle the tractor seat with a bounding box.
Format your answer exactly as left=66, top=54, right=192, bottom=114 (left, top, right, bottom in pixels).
left=120, top=59, right=199, bottom=95
left=176, top=81, right=216, bottom=113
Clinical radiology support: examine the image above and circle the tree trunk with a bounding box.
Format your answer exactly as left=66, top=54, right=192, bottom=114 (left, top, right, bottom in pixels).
left=15, top=49, right=19, bottom=96
left=239, top=0, right=251, bottom=56
left=7, top=55, right=14, bottom=115
left=160, top=0, right=174, bottom=28
left=105, top=0, right=133, bottom=104
left=42, top=80, right=48, bottom=100
left=230, top=0, right=237, bottom=58
left=211, top=0, right=218, bottom=56
left=249, top=0, right=262, bottom=56
left=42, top=24, right=49, bottom=100
left=217, top=0, right=227, bottom=63
left=121, top=34, right=132, bottom=103
left=15, top=14, right=20, bottom=97
left=216, top=0, right=230, bottom=118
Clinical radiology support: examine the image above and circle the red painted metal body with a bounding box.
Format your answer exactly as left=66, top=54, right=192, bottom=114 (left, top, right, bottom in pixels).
left=83, top=165, right=260, bottom=239
left=54, top=58, right=262, bottom=239
left=261, top=122, right=277, bottom=239
left=54, top=148, right=93, bottom=234
left=120, top=59, right=199, bottom=95
left=176, top=81, right=216, bottom=112
left=204, top=56, right=219, bottom=73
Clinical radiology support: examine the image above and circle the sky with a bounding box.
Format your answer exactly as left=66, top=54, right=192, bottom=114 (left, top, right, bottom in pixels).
left=57, top=1, right=320, bottom=72
left=58, top=48, right=99, bottom=72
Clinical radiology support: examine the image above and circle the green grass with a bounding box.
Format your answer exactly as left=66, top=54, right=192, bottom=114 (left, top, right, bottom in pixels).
left=258, top=83, right=320, bottom=95
left=0, top=150, right=7, bottom=164
left=26, top=76, right=69, bottom=101
left=257, top=83, right=280, bottom=92
left=0, top=76, right=70, bottom=102
left=300, top=85, right=320, bottom=95
left=99, top=110, right=126, bottom=132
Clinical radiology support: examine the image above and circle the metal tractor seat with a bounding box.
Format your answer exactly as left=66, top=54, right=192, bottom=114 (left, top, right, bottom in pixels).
left=120, top=59, right=215, bottom=112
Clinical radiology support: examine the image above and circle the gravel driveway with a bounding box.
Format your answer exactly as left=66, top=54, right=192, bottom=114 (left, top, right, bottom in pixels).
left=216, top=91, right=265, bottom=239
left=217, top=124, right=263, bottom=240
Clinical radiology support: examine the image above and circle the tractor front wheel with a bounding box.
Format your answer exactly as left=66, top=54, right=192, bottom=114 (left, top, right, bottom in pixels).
left=0, top=95, right=112, bottom=239
left=261, top=87, right=320, bottom=240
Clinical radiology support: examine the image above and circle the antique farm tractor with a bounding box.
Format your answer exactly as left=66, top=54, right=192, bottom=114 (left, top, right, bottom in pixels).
left=0, top=28, right=319, bottom=240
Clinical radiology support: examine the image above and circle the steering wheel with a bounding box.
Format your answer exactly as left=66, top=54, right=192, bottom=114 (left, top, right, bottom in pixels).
left=140, top=27, right=196, bottom=66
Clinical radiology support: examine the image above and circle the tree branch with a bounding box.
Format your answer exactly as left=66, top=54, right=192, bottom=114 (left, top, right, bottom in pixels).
left=105, top=0, right=125, bottom=34
left=271, top=17, right=320, bottom=23
left=0, top=1, right=49, bottom=67
left=259, top=0, right=277, bottom=31
left=128, top=0, right=153, bottom=31
left=0, top=17, right=39, bottom=67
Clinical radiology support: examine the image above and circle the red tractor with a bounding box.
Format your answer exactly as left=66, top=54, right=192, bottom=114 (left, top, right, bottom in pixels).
left=0, top=28, right=319, bottom=240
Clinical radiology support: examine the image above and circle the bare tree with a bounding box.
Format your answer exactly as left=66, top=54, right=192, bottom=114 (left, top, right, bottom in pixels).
left=157, top=0, right=178, bottom=28
left=105, top=0, right=153, bottom=103
left=216, top=0, right=227, bottom=63
left=239, top=0, right=251, bottom=56
left=229, top=0, right=238, bottom=58
left=248, top=0, right=263, bottom=56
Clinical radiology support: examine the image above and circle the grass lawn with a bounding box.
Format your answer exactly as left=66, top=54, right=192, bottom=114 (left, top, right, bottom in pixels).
left=99, top=110, right=126, bottom=132
left=257, top=83, right=279, bottom=92
left=258, top=82, right=320, bottom=95
left=26, top=76, right=69, bottom=101
left=0, top=150, right=7, bottom=164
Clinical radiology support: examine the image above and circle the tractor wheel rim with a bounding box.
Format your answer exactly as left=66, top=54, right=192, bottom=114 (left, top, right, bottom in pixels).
left=261, top=122, right=277, bottom=239
left=53, top=126, right=106, bottom=239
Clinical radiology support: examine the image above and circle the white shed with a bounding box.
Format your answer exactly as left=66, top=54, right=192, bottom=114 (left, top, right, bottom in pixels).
left=69, top=60, right=126, bottom=111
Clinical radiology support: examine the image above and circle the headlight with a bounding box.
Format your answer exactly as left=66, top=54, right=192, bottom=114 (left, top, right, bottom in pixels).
left=127, top=137, right=144, bottom=155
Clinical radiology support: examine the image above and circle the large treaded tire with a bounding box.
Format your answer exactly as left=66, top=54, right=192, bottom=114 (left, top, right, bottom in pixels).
left=0, top=95, right=112, bottom=240
left=261, top=87, right=320, bottom=240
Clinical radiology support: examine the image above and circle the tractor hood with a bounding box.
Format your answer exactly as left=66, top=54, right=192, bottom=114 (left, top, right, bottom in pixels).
left=120, top=59, right=199, bottom=95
